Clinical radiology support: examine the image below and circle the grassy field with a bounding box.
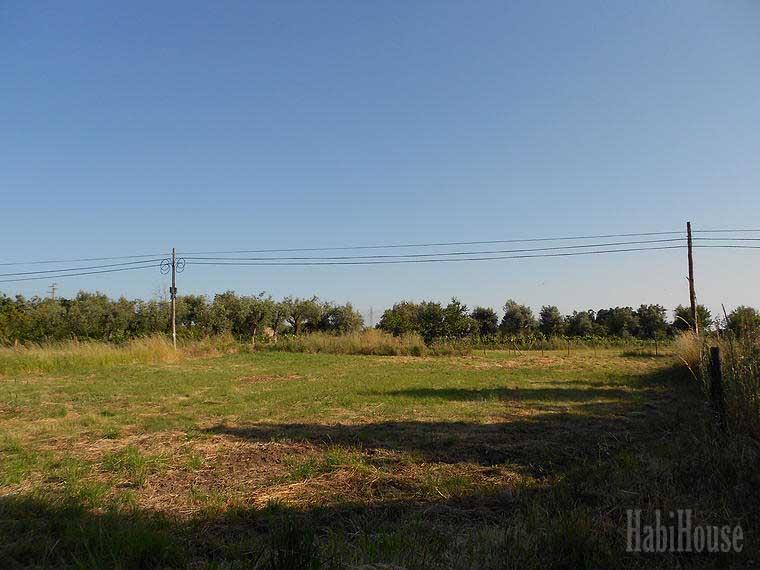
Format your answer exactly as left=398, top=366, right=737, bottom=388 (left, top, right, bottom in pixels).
left=0, top=346, right=757, bottom=568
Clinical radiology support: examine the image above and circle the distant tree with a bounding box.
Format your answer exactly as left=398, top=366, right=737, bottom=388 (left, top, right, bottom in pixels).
left=319, top=302, right=364, bottom=334
left=636, top=304, right=668, bottom=339
left=595, top=307, right=638, bottom=337
left=135, top=299, right=170, bottom=336
left=727, top=306, right=760, bottom=337
left=442, top=298, right=474, bottom=338
left=270, top=301, right=289, bottom=337
left=565, top=310, right=595, bottom=337
left=672, top=304, right=713, bottom=332
left=243, top=294, right=276, bottom=341
left=67, top=291, right=112, bottom=339
left=283, top=296, right=323, bottom=335
left=378, top=302, right=421, bottom=336
left=176, top=295, right=211, bottom=337
left=539, top=305, right=565, bottom=337
left=471, top=306, right=499, bottom=337
left=500, top=300, right=536, bottom=336
left=418, top=301, right=446, bottom=343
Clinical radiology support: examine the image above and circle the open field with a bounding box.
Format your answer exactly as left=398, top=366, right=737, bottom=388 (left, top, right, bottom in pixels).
left=0, top=347, right=758, bottom=568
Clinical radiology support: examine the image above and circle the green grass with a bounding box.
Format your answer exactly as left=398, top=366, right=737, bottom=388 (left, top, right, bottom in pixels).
left=0, top=348, right=757, bottom=568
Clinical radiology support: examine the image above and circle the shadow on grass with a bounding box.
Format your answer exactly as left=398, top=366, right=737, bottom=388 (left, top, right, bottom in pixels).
left=207, top=369, right=682, bottom=474
left=4, top=365, right=754, bottom=569
left=205, top=399, right=670, bottom=476
left=367, top=386, right=647, bottom=402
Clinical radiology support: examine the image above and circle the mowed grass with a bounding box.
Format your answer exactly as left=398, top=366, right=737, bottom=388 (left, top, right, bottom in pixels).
left=0, top=348, right=757, bottom=568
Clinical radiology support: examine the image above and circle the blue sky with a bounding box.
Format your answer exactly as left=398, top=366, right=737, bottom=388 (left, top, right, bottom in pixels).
left=2, top=1, right=760, bottom=319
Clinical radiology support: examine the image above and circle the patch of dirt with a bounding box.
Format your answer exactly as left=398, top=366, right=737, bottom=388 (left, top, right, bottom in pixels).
left=52, top=427, right=531, bottom=518
left=462, top=356, right=563, bottom=370
left=235, top=374, right=304, bottom=383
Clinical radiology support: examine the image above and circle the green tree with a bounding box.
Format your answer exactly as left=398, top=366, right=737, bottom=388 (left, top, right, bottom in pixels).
left=270, top=301, right=289, bottom=337
left=177, top=295, right=211, bottom=337
left=378, top=302, right=421, bottom=336
left=418, top=301, right=445, bottom=343
left=243, top=294, right=276, bottom=341
left=727, top=306, right=760, bottom=337
left=283, top=296, right=322, bottom=335
left=443, top=298, right=473, bottom=338
left=319, top=302, right=364, bottom=334
left=500, top=300, right=536, bottom=336
left=471, top=306, right=499, bottom=337
left=595, top=307, right=638, bottom=337
left=636, top=304, right=667, bottom=339
left=565, top=310, right=595, bottom=337
left=539, top=305, right=565, bottom=337
left=672, top=304, right=712, bottom=332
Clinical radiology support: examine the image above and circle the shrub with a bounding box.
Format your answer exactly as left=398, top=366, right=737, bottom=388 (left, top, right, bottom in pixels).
left=261, top=330, right=429, bottom=356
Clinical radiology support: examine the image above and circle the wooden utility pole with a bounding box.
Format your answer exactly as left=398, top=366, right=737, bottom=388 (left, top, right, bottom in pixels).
left=687, top=222, right=699, bottom=335
left=48, top=282, right=58, bottom=301
left=171, top=247, right=177, bottom=349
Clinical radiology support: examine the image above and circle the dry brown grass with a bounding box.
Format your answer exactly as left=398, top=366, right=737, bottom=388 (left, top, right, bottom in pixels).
left=264, top=329, right=431, bottom=356
left=0, top=334, right=243, bottom=375
left=672, top=331, right=702, bottom=379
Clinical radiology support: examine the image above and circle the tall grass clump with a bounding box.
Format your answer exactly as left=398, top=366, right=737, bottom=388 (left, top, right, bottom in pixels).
left=262, top=329, right=431, bottom=356
left=0, top=336, right=181, bottom=375
left=674, top=330, right=760, bottom=440
left=714, top=332, right=760, bottom=440
left=178, top=332, right=240, bottom=358
left=0, top=335, right=247, bottom=375
left=672, top=331, right=702, bottom=374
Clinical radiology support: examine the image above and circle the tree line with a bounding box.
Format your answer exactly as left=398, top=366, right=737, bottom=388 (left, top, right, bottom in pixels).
left=1, top=290, right=758, bottom=344
left=0, top=292, right=362, bottom=343
left=377, top=299, right=759, bottom=342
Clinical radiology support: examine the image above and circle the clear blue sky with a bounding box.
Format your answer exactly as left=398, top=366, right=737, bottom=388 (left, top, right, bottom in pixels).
left=2, top=1, right=760, bottom=319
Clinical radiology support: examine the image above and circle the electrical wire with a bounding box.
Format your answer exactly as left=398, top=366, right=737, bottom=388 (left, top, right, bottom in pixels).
left=176, top=230, right=686, bottom=255
left=187, top=244, right=687, bottom=267
left=0, top=259, right=165, bottom=278
left=0, top=253, right=170, bottom=267
left=0, top=264, right=160, bottom=284
left=3, top=228, right=760, bottom=284
left=694, top=245, right=760, bottom=250
left=182, top=238, right=686, bottom=262
left=692, top=228, right=760, bottom=233
left=693, top=237, right=760, bottom=242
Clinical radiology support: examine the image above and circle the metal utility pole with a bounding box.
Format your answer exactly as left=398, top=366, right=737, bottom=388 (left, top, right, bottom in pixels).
left=171, top=247, right=177, bottom=349
left=160, top=249, right=184, bottom=349
left=48, top=282, right=58, bottom=301
left=687, top=221, right=699, bottom=335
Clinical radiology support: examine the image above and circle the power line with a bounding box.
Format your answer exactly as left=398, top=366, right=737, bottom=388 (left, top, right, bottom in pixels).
left=0, top=259, right=165, bottom=278
left=177, top=230, right=686, bottom=255
left=1, top=228, right=758, bottom=268
left=3, top=229, right=760, bottom=286
left=183, top=238, right=685, bottom=262
left=0, top=253, right=170, bottom=267
left=694, top=244, right=760, bottom=250
left=0, top=264, right=160, bottom=284
left=692, top=228, right=760, bottom=234
left=188, top=244, right=687, bottom=267
left=693, top=237, right=760, bottom=242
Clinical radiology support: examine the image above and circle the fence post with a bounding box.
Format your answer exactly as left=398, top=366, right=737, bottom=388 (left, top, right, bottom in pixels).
left=567, top=338, right=571, bottom=357
left=709, top=347, right=727, bottom=431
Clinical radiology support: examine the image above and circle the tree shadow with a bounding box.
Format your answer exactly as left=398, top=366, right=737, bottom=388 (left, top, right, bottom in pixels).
left=1, top=366, right=753, bottom=568
left=366, top=386, right=645, bottom=402
left=204, top=398, right=664, bottom=476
